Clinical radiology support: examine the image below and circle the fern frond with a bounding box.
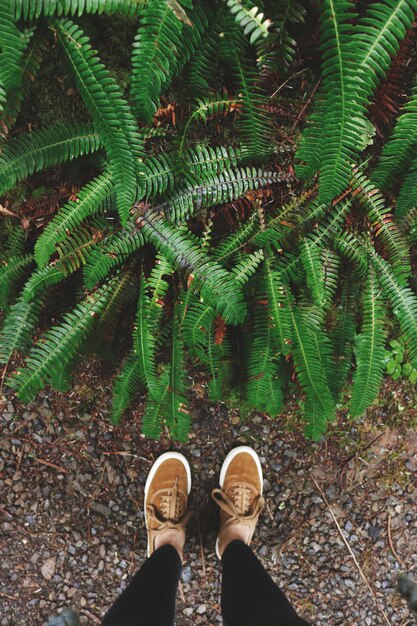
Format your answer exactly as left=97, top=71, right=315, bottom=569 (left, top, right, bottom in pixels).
left=225, top=0, right=271, bottom=45
left=330, top=276, right=356, bottom=392
left=35, top=172, right=114, bottom=268
left=0, top=122, right=101, bottom=196
left=332, top=231, right=368, bottom=278
left=0, top=294, right=44, bottom=365
left=179, top=93, right=241, bottom=156
left=372, top=76, right=417, bottom=191
left=284, top=286, right=335, bottom=437
left=321, top=248, right=340, bottom=310
left=7, top=276, right=120, bottom=401
left=300, top=239, right=324, bottom=307
left=353, top=173, right=410, bottom=283
left=0, top=29, right=45, bottom=134
left=22, top=266, right=65, bottom=302
left=162, top=166, right=284, bottom=222
left=142, top=368, right=170, bottom=439
left=97, top=269, right=137, bottom=331
left=350, top=266, right=386, bottom=417
left=257, top=0, right=306, bottom=73
left=186, top=145, right=241, bottom=179
left=396, top=161, right=417, bottom=218
left=130, top=0, right=188, bottom=122
left=27, top=220, right=106, bottom=300
left=299, top=0, right=363, bottom=203
left=186, top=12, right=221, bottom=96
left=11, top=0, right=143, bottom=20
left=111, top=354, right=143, bottom=424
left=220, top=22, right=274, bottom=159
left=0, top=3, right=33, bottom=96
left=371, top=250, right=417, bottom=367
left=264, top=259, right=291, bottom=355
left=139, top=211, right=246, bottom=325
left=0, top=254, right=34, bottom=310
left=214, top=215, right=259, bottom=264
left=83, top=221, right=145, bottom=288
left=132, top=274, right=160, bottom=397
left=3, top=227, right=26, bottom=260
left=54, top=18, right=142, bottom=222
left=166, top=307, right=189, bottom=441
left=231, top=249, right=264, bottom=285
left=354, top=1, right=417, bottom=96
left=139, top=153, right=176, bottom=200
left=245, top=265, right=283, bottom=415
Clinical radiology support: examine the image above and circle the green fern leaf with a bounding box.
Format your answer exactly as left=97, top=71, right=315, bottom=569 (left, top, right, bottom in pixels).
left=54, top=18, right=142, bottom=223
left=220, top=21, right=274, bottom=160
left=0, top=122, right=101, bottom=196
left=0, top=29, right=45, bottom=134
left=372, top=80, right=417, bottom=192
left=162, top=166, right=284, bottom=222
left=284, top=286, right=335, bottom=435
left=130, top=0, right=188, bottom=122
left=7, top=276, right=120, bottom=401
left=139, top=211, right=246, bottom=325
left=111, top=354, right=143, bottom=424
left=350, top=266, right=386, bottom=417
left=0, top=294, right=44, bottom=365
left=35, top=172, right=114, bottom=268
left=300, top=239, right=325, bottom=307
left=225, top=0, right=271, bottom=45
left=371, top=250, right=417, bottom=368
left=83, top=221, right=145, bottom=288
left=166, top=307, right=189, bottom=441
left=142, top=368, right=171, bottom=439
left=0, top=254, right=34, bottom=310
left=396, top=160, right=417, bottom=218
left=11, top=0, right=143, bottom=20
left=353, top=172, right=410, bottom=283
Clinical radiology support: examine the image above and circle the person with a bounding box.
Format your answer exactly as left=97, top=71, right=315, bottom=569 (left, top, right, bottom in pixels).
left=101, top=446, right=311, bottom=626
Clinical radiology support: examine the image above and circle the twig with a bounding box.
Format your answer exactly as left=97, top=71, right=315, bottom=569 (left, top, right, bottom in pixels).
left=195, top=499, right=206, bottom=576
left=80, top=609, right=101, bottom=624
left=387, top=513, right=404, bottom=566
left=289, top=78, right=321, bottom=134
left=34, top=457, right=68, bottom=473
left=310, top=472, right=391, bottom=626
left=0, top=591, right=18, bottom=600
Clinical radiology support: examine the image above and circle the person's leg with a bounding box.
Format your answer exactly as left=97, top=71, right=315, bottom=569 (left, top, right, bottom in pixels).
left=212, top=446, right=312, bottom=626
left=221, top=540, right=311, bottom=626
left=102, top=451, right=192, bottom=626
left=101, top=544, right=181, bottom=626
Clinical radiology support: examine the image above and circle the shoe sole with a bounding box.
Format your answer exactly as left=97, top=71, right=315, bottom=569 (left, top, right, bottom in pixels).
left=215, top=445, right=263, bottom=559
left=144, top=451, right=192, bottom=558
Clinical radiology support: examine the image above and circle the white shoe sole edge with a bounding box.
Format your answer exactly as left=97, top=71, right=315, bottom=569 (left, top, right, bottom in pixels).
left=215, top=446, right=263, bottom=559
left=144, top=451, right=192, bottom=557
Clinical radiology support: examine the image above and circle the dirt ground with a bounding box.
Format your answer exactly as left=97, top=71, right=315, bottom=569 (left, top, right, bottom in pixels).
left=1, top=365, right=417, bottom=626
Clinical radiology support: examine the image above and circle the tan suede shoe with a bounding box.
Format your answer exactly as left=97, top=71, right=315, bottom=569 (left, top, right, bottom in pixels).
left=144, top=452, right=192, bottom=558
left=212, top=446, right=264, bottom=558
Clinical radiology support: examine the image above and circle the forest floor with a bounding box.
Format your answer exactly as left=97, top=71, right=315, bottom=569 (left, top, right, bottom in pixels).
left=1, top=364, right=417, bottom=626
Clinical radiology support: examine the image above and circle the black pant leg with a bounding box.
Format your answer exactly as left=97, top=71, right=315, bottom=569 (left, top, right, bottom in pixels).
left=221, top=540, right=311, bottom=626
left=101, top=545, right=181, bottom=626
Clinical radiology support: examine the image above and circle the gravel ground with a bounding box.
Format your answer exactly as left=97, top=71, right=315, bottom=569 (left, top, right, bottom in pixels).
left=1, top=369, right=417, bottom=626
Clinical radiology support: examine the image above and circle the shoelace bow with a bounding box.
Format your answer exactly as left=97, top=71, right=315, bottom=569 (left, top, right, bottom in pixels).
left=211, top=486, right=265, bottom=523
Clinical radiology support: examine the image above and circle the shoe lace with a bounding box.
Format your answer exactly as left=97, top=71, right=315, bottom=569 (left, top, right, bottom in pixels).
left=211, top=485, right=264, bottom=523
left=147, top=479, right=192, bottom=533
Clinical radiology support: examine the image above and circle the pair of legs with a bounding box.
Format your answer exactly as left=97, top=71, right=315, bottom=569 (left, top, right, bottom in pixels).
left=101, top=447, right=311, bottom=626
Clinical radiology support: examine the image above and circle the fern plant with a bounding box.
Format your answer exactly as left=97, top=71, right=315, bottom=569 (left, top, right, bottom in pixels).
left=2, top=0, right=417, bottom=442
